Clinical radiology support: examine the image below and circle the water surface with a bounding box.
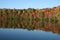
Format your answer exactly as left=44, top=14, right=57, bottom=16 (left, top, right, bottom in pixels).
left=0, top=28, right=60, bottom=40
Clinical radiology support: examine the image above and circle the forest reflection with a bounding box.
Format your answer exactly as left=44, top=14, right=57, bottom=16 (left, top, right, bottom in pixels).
left=0, top=6, right=60, bottom=34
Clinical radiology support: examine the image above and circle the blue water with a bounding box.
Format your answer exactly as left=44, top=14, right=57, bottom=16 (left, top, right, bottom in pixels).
left=0, top=28, right=60, bottom=40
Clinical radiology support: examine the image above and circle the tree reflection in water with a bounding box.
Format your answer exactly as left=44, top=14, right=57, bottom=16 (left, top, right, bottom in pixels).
left=0, top=6, right=60, bottom=34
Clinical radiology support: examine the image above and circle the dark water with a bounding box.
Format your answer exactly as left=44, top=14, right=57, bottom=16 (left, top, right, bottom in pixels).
left=0, top=28, right=60, bottom=40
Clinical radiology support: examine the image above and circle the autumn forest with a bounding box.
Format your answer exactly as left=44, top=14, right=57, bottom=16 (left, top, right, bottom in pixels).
left=0, top=6, right=60, bottom=34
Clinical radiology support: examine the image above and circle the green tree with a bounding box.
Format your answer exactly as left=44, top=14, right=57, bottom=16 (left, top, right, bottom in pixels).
left=56, top=12, right=60, bottom=20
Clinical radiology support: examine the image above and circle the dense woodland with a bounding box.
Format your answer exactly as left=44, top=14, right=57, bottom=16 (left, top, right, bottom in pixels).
left=0, top=6, right=60, bottom=34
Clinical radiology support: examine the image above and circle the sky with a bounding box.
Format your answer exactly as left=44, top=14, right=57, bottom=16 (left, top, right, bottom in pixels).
left=0, top=0, right=60, bottom=9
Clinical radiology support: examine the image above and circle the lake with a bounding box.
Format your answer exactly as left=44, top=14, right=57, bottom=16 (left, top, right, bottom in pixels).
left=0, top=28, right=60, bottom=40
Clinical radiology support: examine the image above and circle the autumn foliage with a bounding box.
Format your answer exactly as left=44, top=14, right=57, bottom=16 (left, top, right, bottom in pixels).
left=0, top=6, right=60, bottom=34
